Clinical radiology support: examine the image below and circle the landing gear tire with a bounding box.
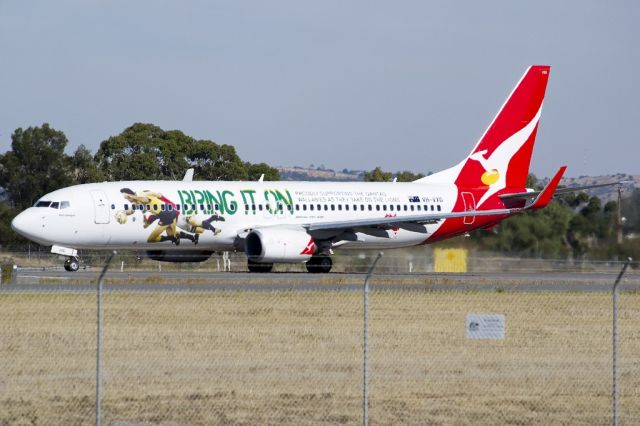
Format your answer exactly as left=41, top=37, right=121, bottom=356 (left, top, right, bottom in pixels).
left=247, top=259, right=273, bottom=273
left=306, top=255, right=332, bottom=273
left=64, top=257, right=80, bottom=272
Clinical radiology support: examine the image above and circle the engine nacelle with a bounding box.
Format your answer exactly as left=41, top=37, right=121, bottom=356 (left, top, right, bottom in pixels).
left=145, top=250, right=214, bottom=263
left=245, top=227, right=315, bottom=263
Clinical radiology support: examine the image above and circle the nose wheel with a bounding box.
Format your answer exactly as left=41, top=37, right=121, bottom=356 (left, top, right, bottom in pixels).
left=64, top=257, right=80, bottom=272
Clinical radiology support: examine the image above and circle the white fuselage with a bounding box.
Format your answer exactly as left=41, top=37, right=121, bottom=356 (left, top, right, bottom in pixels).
left=12, top=180, right=459, bottom=252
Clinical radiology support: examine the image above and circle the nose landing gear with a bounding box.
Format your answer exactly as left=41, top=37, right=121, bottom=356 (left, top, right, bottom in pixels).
left=64, top=257, right=80, bottom=272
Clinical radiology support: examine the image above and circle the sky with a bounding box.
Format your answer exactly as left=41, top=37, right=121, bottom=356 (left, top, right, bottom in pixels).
left=1, top=1, right=638, bottom=178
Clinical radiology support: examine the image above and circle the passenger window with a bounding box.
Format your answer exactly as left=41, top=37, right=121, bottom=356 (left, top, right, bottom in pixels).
left=368, top=205, right=372, bottom=211
left=410, top=205, right=415, bottom=211
left=167, top=205, right=173, bottom=211
left=417, top=205, right=421, bottom=211
left=431, top=205, right=434, bottom=211
left=252, top=204, right=256, bottom=211
left=258, top=205, right=263, bottom=211
left=437, top=205, right=441, bottom=211
left=160, top=204, right=166, bottom=211
left=361, top=205, right=365, bottom=211
left=345, top=205, right=349, bottom=211
left=389, top=205, right=394, bottom=211
left=124, top=204, right=129, bottom=211
left=376, top=205, right=380, bottom=211
left=310, top=205, right=314, bottom=211
left=383, top=205, right=387, bottom=211
left=397, top=204, right=401, bottom=211
left=331, top=205, right=335, bottom=211
left=303, top=205, right=307, bottom=211
left=404, top=205, right=408, bottom=211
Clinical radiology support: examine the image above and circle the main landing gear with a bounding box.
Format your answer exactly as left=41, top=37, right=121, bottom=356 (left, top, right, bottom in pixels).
left=305, top=255, right=332, bottom=273
left=64, top=256, right=80, bottom=272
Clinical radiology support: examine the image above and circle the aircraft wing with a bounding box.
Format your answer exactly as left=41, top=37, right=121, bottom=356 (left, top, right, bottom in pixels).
left=305, top=207, right=518, bottom=233
left=305, top=168, right=566, bottom=235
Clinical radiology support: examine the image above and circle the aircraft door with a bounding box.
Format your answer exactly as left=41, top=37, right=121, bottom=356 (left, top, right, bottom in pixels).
left=461, top=192, right=475, bottom=225
left=91, top=190, right=111, bottom=224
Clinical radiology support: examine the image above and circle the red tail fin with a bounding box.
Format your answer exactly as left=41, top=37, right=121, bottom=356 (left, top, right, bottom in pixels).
left=416, top=66, right=550, bottom=207
left=459, top=66, right=549, bottom=200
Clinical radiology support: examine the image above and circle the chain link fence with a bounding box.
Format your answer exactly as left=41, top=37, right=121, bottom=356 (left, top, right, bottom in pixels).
left=1, top=259, right=639, bottom=424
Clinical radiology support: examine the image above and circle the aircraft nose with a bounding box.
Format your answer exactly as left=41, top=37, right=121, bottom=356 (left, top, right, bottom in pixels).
left=11, top=210, right=29, bottom=237
left=11, top=208, right=43, bottom=242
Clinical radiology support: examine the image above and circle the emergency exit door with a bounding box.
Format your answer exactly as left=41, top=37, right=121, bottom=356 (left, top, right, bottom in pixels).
left=91, top=190, right=111, bottom=224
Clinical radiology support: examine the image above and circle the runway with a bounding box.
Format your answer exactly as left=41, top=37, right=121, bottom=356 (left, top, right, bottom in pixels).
left=3, top=268, right=639, bottom=293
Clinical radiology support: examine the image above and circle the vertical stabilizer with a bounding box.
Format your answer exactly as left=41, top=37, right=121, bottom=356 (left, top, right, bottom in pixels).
left=416, top=65, right=550, bottom=206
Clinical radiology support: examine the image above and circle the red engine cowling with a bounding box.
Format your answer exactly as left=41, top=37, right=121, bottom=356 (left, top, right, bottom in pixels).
left=245, top=227, right=315, bottom=263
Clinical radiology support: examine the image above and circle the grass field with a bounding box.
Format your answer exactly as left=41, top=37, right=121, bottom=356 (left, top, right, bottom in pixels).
left=2, top=289, right=640, bottom=425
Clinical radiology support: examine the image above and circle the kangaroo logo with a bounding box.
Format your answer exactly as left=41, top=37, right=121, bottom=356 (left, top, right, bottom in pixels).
left=468, top=106, right=542, bottom=207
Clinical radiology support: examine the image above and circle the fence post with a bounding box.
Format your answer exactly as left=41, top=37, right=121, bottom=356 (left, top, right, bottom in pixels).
left=612, top=257, right=631, bottom=426
left=96, top=251, right=116, bottom=426
left=363, top=252, right=383, bottom=426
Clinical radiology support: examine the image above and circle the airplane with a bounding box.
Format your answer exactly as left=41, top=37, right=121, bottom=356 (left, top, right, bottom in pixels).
left=12, top=65, right=578, bottom=273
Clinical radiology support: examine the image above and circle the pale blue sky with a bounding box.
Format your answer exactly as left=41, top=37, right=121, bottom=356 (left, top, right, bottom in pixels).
left=1, top=1, right=638, bottom=178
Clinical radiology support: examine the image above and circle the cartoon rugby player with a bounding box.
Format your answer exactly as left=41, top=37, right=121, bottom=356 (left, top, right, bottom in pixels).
left=117, top=188, right=225, bottom=245
left=177, top=213, right=225, bottom=238
left=118, top=188, right=185, bottom=245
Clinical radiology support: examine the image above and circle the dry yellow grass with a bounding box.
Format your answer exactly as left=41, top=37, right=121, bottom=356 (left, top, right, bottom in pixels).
left=1, top=290, right=640, bottom=425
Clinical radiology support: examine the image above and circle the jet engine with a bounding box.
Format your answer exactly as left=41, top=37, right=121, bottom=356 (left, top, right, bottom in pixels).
left=245, top=227, right=315, bottom=263
left=145, top=250, right=214, bottom=263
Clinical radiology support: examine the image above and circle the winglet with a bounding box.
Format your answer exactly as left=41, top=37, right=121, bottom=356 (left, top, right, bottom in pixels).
left=527, top=166, right=566, bottom=209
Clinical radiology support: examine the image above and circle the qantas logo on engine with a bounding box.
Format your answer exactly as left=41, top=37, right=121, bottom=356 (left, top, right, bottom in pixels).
left=300, top=238, right=316, bottom=256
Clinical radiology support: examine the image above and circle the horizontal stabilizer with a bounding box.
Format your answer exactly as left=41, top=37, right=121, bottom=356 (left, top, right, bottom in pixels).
left=526, top=166, right=566, bottom=209
left=500, top=178, right=631, bottom=203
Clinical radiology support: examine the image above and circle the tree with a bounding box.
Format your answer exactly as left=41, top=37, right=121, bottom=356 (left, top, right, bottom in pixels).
left=364, top=167, right=424, bottom=182
left=70, top=144, right=105, bottom=184
left=394, top=170, right=426, bottom=182
left=95, top=123, right=250, bottom=181
left=0, top=124, right=72, bottom=209
left=188, top=140, right=248, bottom=181
left=472, top=200, right=572, bottom=258
left=245, top=162, right=280, bottom=181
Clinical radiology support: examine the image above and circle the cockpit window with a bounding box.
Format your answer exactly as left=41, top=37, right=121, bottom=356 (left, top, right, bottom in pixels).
left=50, top=202, right=60, bottom=209
left=35, top=201, right=51, bottom=207
left=60, top=201, right=70, bottom=209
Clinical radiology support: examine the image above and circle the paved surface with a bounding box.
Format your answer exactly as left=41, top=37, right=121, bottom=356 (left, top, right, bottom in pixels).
left=2, top=268, right=639, bottom=293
